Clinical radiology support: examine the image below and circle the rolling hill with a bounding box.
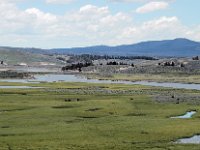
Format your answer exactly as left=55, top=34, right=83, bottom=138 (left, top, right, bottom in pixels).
left=1, top=38, right=200, bottom=62
left=49, top=38, right=200, bottom=57
left=0, top=47, right=63, bottom=65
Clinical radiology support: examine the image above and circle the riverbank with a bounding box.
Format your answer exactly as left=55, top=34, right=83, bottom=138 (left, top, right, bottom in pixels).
left=0, top=71, right=32, bottom=79
left=84, top=73, right=200, bottom=84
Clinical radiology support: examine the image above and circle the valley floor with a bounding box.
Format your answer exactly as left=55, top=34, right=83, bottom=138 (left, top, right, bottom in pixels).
left=0, top=82, right=200, bottom=149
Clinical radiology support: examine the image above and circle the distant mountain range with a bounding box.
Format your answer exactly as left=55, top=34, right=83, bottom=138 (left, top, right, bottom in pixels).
left=1, top=38, right=200, bottom=57
left=48, top=38, right=200, bottom=57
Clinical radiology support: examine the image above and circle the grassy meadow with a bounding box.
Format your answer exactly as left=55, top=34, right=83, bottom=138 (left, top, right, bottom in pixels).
left=0, top=82, right=200, bottom=149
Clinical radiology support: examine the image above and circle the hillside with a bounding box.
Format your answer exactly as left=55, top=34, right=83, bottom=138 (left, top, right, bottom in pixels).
left=49, top=38, right=200, bottom=57
left=1, top=38, right=200, bottom=59
left=0, top=47, right=62, bottom=65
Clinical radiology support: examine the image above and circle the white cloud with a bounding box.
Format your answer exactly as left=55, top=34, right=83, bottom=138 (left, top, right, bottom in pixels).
left=109, top=0, right=174, bottom=3
left=45, top=0, right=174, bottom=4
left=46, top=0, right=75, bottom=4
left=79, top=5, right=109, bottom=15
left=25, top=8, right=57, bottom=25
left=0, top=1, right=199, bottom=48
left=136, top=1, right=169, bottom=13
left=117, top=16, right=199, bottom=45
left=142, top=16, right=178, bottom=29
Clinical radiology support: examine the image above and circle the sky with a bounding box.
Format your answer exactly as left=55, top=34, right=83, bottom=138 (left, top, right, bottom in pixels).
left=0, top=0, right=200, bottom=48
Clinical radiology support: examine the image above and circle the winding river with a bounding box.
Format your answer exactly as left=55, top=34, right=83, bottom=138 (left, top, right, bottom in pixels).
left=0, top=74, right=200, bottom=90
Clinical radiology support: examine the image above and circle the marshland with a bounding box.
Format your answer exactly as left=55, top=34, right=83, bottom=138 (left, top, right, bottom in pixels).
left=1, top=80, right=200, bottom=149
left=0, top=53, right=200, bottom=149
left=1, top=0, right=200, bottom=148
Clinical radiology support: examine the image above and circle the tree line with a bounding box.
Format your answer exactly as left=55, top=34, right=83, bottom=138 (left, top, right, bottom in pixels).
left=66, top=54, right=158, bottom=63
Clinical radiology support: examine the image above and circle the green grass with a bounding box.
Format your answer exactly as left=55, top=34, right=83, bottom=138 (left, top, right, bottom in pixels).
left=0, top=82, right=200, bottom=149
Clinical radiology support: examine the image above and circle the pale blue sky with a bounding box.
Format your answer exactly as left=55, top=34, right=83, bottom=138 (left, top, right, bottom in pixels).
left=17, top=0, right=200, bottom=25
left=1, top=0, right=200, bottom=48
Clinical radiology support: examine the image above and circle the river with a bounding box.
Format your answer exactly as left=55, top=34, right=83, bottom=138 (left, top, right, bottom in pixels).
left=0, top=74, right=200, bottom=90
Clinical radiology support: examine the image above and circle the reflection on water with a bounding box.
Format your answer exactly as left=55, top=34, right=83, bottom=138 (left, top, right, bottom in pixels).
left=171, top=111, right=196, bottom=119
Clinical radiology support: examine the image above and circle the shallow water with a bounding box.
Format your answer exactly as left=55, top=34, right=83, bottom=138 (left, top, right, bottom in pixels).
left=1, top=74, right=200, bottom=90
left=0, top=79, right=38, bottom=83
left=11, top=67, right=60, bottom=73
left=132, top=81, right=200, bottom=90
left=171, top=111, right=196, bottom=119
left=0, top=74, right=134, bottom=84
left=0, top=86, right=43, bottom=89
left=176, top=135, right=200, bottom=144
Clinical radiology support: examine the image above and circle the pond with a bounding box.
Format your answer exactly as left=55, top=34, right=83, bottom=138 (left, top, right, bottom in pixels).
left=176, top=135, right=200, bottom=144
left=171, top=111, right=196, bottom=119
